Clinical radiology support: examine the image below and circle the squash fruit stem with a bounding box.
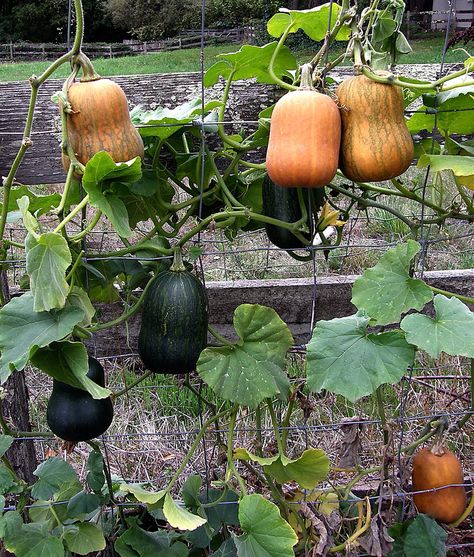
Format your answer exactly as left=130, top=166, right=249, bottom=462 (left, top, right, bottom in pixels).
left=299, top=64, right=314, bottom=91
left=170, top=248, right=187, bottom=272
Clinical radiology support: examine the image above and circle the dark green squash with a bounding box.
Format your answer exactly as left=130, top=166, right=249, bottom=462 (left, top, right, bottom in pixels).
left=47, top=357, right=113, bottom=443
left=138, top=250, right=208, bottom=374
left=262, top=175, right=309, bottom=249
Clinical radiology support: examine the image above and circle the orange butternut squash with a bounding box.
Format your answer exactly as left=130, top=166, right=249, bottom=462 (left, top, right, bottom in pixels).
left=62, top=75, right=144, bottom=170
left=336, top=73, right=414, bottom=182
left=412, top=446, right=466, bottom=523
left=266, top=65, right=341, bottom=188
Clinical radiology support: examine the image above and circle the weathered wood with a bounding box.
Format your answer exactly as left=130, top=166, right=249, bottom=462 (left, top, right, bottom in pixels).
left=0, top=270, right=37, bottom=484
left=0, top=63, right=464, bottom=185
left=87, top=269, right=474, bottom=351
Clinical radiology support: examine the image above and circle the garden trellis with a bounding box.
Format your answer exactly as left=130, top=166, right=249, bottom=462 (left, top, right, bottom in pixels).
left=0, top=0, right=473, bottom=555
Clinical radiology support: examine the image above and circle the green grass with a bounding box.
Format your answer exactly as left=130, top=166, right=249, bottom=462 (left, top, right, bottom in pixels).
left=0, top=34, right=469, bottom=82
left=296, top=35, right=469, bottom=66
left=0, top=44, right=239, bottom=82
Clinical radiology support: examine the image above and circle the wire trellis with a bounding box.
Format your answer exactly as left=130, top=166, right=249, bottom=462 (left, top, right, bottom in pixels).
left=2, top=0, right=473, bottom=554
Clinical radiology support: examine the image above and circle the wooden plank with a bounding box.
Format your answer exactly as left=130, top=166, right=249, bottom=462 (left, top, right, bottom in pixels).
left=0, top=63, right=464, bottom=185
left=87, top=269, right=474, bottom=355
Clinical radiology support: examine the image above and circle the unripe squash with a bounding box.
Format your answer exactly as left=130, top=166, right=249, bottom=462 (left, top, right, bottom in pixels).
left=266, top=64, right=341, bottom=189
left=62, top=77, right=144, bottom=170
left=138, top=250, right=208, bottom=374
left=47, top=356, right=114, bottom=443
left=336, top=74, right=414, bottom=182
left=412, top=446, right=466, bottom=523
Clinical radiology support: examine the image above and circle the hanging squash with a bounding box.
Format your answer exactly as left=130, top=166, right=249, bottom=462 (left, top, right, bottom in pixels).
left=61, top=57, right=144, bottom=170
left=412, top=445, right=467, bottom=523
left=266, top=64, right=341, bottom=189
left=336, top=73, right=414, bottom=182
left=138, top=249, right=209, bottom=374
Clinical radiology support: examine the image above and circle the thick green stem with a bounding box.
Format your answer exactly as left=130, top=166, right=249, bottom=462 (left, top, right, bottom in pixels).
left=266, top=399, right=285, bottom=456
left=208, top=325, right=234, bottom=347
left=218, top=72, right=250, bottom=151
left=281, top=397, right=296, bottom=451
left=89, top=273, right=157, bottom=332
left=112, top=369, right=155, bottom=399
left=268, top=24, right=298, bottom=91
left=428, top=286, right=474, bottom=305
left=226, top=404, right=247, bottom=495
left=401, top=419, right=444, bottom=455
left=53, top=194, right=90, bottom=234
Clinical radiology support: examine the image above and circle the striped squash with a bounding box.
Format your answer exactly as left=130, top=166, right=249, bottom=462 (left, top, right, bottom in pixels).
left=62, top=78, right=144, bottom=169
left=336, top=74, right=414, bottom=182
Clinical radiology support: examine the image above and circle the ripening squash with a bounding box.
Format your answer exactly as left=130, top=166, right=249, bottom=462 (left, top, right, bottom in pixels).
left=62, top=76, right=144, bottom=170
left=336, top=73, right=414, bottom=182
left=412, top=446, right=466, bottom=523
left=266, top=64, right=341, bottom=189
left=138, top=250, right=208, bottom=374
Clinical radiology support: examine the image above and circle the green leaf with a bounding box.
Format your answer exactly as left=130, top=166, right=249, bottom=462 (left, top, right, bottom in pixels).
left=0, top=435, right=13, bottom=458
left=31, top=341, right=111, bottom=399
left=204, top=43, right=297, bottom=87
left=197, top=304, right=293, bottom=407
left=17, top=196, right=39, bottom=237
left=395, top=31, right=412, bottom=54
left=82, top=152, right=143, bottom=238
left=0, top=293, right=84, bottom=383
left=266, top=450, right=330, bottom=489
left=214, top=538, right=237, bottom=557
left=26, top=232, right=72, bottom=312
left=86, top=449, right=106, bottom=493
left=373, top=17, right=397, bottom=43
left=134, top=98, right=220, bottom=139
left=417, top=154, right=474, bottom=177
left=63, top=522, right=106, bottom=555
left=235, top=448, right=329, bottom=489
left=401, top=295, right=474, bottom=358
left=351, top=241, right=433, bottom=325
left=1, top=512, right=64, bottom=557
left=66, top=491, right=101, bottom=520
left=388, top=514, right=447, bottom=557
left=115, top=521, right=188, bottom=557
left=408, top=93, right=474, bottom=135
left=306, top=312, right=415, bottom=401
left=65, top=287, right=95, bottom=327
left=176, top=152, right=215, bottom=189
left=120, top=483, right=166, bottom=504
left=267, top=4, right=350, bottom=41
left=0, top=186, right=61, bottom=218
left=233, top=494, right=297, bottom=557
left=31, top=457, right=78, bottom=500
left=163, top=493, right=207, bottom=531
left=0, top=463, right=20, bottom=494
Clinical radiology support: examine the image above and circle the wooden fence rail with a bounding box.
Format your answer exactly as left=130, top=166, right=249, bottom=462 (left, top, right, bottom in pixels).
left=0, top=28, right=250, bottom=62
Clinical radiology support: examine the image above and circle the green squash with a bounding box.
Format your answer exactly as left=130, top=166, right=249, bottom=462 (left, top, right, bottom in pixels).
left=262, top=175, right=310, bottom=249
left=138, top=250, right=208, bottom=374
left=47, top=356, right=113, bottom=442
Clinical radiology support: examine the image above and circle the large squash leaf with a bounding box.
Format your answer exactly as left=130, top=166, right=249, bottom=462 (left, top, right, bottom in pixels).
left=197, top=304, right=293, bottom=407
left=0, top=293, right=84, bottom=383
left=351, top=240, right=432, bottom=325
left=306, top=312, right=415, bottom=401
left=267, top=3, right=350, bottom=41
left=401, top=295, right=474, bottom=358
left=233, top=494, right=297, bottom=557
left=204, top=43, right=297, bottom=87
